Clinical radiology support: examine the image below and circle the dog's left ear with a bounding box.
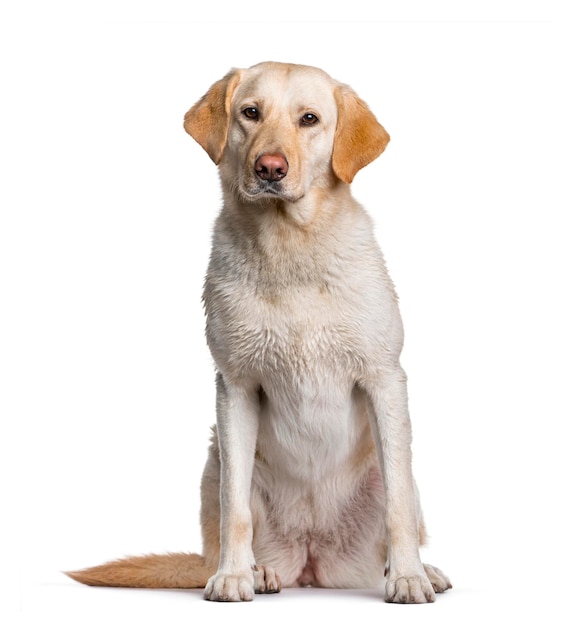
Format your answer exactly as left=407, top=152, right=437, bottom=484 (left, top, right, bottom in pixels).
left=332, top=86, right=390, bottom=184
left=184, top=69, right=242, bottom=164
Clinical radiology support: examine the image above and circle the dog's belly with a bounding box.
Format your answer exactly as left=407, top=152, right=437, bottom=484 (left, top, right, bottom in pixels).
left=256, top=374, right=371, bottom=475
left=252, top=366, right=380, bottom=518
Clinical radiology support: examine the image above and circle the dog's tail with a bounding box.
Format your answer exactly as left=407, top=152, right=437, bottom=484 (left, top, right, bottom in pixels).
left=65, top=553, right=213, bottom=588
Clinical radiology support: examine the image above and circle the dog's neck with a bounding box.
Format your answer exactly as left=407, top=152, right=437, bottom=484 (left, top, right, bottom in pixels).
left=215, top=182, right=371, bottom=293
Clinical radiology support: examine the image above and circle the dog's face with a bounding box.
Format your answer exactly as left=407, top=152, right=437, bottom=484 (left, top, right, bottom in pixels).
left=184, top=62, right=390, bottom=202
left=225, top=63, right=339, bottom=203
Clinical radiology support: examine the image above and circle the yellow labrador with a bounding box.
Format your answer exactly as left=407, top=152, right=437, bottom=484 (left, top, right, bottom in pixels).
left=67, top=62, right=451, bottom=603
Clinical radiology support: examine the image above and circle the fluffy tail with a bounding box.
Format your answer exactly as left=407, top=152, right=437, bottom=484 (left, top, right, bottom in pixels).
left=65, top=553, right=213, bottom=588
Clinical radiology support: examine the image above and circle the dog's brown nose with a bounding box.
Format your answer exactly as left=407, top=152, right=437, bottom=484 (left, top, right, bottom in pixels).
left=255, top=153, right=289, bottom=182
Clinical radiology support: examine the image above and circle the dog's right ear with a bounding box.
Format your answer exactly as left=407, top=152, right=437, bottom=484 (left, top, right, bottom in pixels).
left=183, top=70, right=242, bottom=164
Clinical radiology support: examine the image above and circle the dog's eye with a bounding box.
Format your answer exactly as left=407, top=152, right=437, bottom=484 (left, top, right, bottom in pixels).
left=242, top=107, right=259, bottom=121
left=301, top=113, right=319, bottom=126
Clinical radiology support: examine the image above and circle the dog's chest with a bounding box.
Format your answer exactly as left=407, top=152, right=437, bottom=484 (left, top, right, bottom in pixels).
left=207, top=280, right=367, bottom=383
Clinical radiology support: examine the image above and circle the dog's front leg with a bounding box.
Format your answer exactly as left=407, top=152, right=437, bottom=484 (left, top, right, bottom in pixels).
left=204, top=374, right=260, bottom=602
left=366, top=366, right=436, bottom=603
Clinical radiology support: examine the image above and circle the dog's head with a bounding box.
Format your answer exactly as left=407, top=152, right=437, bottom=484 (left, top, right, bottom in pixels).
left=184, top=62, right=389, bottom=203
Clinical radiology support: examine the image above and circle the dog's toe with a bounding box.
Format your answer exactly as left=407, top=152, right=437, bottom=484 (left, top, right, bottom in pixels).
left=423, top=563, right=452, bottom=593
left=253, top=565, right=282, bottom=594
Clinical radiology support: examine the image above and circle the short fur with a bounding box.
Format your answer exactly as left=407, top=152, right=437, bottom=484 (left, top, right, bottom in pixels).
left=66, top=62, right=451, bottom=603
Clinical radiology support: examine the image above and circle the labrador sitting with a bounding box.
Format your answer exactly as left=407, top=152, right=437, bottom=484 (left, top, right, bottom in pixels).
left=67, top=61, right=451, bottom=604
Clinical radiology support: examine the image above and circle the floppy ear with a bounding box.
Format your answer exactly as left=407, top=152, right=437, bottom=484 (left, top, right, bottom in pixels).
left=332, top=86, right=390, bottom=184
left=183, top=69, right=241, bottom=164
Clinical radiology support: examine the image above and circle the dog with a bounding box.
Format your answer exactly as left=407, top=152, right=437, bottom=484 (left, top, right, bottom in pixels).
left=66, top=61, right=451, bottom=603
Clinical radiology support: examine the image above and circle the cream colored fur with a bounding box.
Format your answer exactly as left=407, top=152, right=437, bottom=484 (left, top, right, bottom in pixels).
left=66, top=61, right=451, bottom=604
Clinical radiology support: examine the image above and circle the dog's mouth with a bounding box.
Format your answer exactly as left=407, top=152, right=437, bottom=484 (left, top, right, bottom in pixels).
left=252, top=181, right=282, bottom=196
left=241, top=180, right=303, bottom=203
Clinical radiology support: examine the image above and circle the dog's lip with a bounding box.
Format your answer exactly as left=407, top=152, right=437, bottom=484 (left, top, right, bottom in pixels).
left=250, top=186, right=280, bottom=196
left=242, top=182, right=302, bottom=203
left=247, top=180, right=283, bottom=194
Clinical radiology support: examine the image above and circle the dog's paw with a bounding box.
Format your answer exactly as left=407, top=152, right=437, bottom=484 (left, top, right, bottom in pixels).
left=384, top=570, right=436, bottom=604
left=203, top=565, right=282, bottom=601
left=253, top=565, right=282, bottom=594
left=204, top=571, right=254, bottom=602
left=423, top=563, right=452, bottom=594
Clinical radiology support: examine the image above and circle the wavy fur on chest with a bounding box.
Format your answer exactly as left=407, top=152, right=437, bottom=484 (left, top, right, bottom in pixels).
left=204, top=189, right=402, bottom=380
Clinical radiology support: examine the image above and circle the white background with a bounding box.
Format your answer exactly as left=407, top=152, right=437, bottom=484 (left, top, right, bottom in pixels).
left=1, top=2, right=572, bottom=624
